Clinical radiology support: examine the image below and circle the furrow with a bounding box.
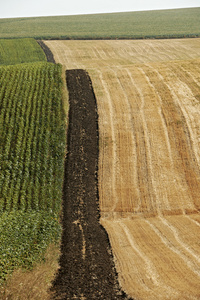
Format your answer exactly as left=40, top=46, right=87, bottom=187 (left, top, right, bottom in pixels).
left=125, top=67, right=159, bottom=215
left=100, top=219, right=165, bottom=300
left=132, top=218, right=200, bottom=297
left=155, top=64, right=200, bottom=211
left=108, top=67, right=140, bottom=212
left=113, top=67, right=141, bottom=212
left=97, top=69, right=118, bottom=213
left=159, top=216, right=200, bottom=266
left=143, top=64, right=197, bottom=214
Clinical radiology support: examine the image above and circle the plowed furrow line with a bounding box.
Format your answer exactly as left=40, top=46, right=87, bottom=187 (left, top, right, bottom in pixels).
left=168, top=62, right=200, bottom=161
left=88, top=71, right=110, bottom=211
left=144, top=42, right=174, bottom=61
left=120, top=68, right=153, bottom=214
left=101, top=219, right=174, bottom=300
left=187, top=215, right=200, bottom=228
left=110, top=67, right=158, bottom=214
left=90, top=47, right=98, bottom=59
left=161, top=63, right=200, bottom=164
left=102, top=218, right=200, bottom=299
left=128, top=66, right=183, bottom=215
left=110, top=68, right=140, bottom=212
left=153, top=43, right=176, bottom=60
left=97, top=45, right=110, bottom=60
left=146, top=218, right=200, bottom=281
left=49, top=41, right=83, bottom=69
left=119, top=68, right=166, bottom=214
left=136, top=67, right=173, bottom=167
left=58, top=41, right=71, bottom=65
left=189, top=214, right=200, bottom=226
left=175, top=42, right=200, bottom=59
left=153, top=65, right=200, bottom=211
left=142, top=64, right=198, bottom=213
left=142, top=66, right=192, bottom=214
left=126, top=219, right=200, bottom=296
left=124, top=68, right=160, bottom=215
left=175, top=63, right=200, bottom=91
left=166, top=215, right=200, bottom=258
left=93, top=46, right=106, bottom=60
left=100, top=69, right=129, bottom=212
left=137, top=66, right=177, bottom=213
left=123, top=44, right=145, bottom=63
left=159, top=217, right=200, bottom=268
left=65, top=46, right=81, bottom=69
left=97, top=70, right=118, bottom=213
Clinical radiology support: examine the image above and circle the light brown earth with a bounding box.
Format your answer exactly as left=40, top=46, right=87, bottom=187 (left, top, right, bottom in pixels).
left=46, top=39, right=200, bottom=299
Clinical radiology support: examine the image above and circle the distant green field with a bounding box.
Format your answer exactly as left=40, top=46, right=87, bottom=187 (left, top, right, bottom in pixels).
left=0, top=38, right=46, bottom=65
left=0, top=7, right=199, bottom=39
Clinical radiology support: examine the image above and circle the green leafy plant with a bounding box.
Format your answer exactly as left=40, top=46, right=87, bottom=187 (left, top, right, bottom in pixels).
left=0, top=62, right=66, bottom=283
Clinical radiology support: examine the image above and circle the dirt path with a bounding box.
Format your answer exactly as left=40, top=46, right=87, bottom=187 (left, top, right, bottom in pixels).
left=50, top=69, right=129, bottom=299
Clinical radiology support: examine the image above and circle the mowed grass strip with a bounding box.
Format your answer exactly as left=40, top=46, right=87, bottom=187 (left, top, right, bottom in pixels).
left=0, top=7, right=199, bottom=39
left=0, top=62, right=66, bottom=283
left=0, top=38, right=46, bottom=65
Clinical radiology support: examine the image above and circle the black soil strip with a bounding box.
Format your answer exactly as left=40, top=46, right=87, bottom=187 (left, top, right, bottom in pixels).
left=50, top=69, right=131, bottom=299
left=37, top=40, right=56, bottom=63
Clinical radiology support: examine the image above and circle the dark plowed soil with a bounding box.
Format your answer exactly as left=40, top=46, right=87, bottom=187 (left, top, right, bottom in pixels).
left=37, top=40, right=56, bottom=63
left=50, top=70, right=131, bottom=299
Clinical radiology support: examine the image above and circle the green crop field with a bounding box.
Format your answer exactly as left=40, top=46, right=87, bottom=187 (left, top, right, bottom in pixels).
left=0, top=7, right=199, bottom=40
left=0, top=38, right=46, bottom=65
left=0, top=37, right=66, bottom=282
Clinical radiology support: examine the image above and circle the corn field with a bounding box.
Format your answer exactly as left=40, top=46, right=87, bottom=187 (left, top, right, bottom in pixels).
left=0, top=62, right=65, bottom=214
left=0, top=61, right=66, bottom=281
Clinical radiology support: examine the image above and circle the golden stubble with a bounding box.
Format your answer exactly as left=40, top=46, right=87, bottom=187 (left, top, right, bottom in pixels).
left=46, top=39, right=200, bottom=299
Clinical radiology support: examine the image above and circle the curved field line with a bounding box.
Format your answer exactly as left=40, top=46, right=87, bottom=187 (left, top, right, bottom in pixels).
left=126, top=67, right=159, bottom=214
left=153, top=64, right=200, bottom=211
left=101, top=218, right=179, bottom=300
left=125, top=218, right=200, bottom=297
left=141, top=63, right=198, bottom=213
left=136, top=67, right=174, bottom=168
left=160, top=68, right=200, bottom=168
left=119, top=221, right=161, bottom=286
left=159, top=217, right=200, bottom=270
left=108, top=67, right=140, bottom=212
left=97, top=69, right=118, bottom=212
left=92, top=46, right=106, bottom=60
left=114, top=67, right=141, bottom=212
left=145, top=218, right=200, bottom=278
left=187, top=214, right=200, bottom=228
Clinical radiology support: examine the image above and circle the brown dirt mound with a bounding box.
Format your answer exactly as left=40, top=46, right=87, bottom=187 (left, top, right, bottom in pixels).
left=50, top=69, right=130, bottom=299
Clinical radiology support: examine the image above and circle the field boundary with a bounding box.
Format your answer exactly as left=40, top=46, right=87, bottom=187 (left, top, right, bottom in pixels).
left=37, top=34, right=200, bottom=41
left=37, top=40, right=56, bottom=63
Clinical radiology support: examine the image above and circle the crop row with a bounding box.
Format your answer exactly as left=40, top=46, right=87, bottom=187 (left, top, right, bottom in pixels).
left=0, top=62, right=66, bottom=214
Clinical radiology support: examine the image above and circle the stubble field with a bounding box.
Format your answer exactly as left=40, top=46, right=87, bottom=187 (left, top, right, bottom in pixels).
left=45, top=39, right=200, bottom=299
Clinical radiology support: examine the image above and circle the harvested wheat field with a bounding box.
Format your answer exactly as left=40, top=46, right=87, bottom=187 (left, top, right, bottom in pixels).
left=46, top=39, right=200, bottom=299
